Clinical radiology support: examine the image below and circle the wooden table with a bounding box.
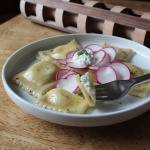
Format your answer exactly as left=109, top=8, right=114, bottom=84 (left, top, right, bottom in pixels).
left=0, top=15, right=150, bottom=150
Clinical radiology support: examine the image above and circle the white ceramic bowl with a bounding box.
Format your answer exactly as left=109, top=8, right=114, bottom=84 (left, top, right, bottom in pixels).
left=2, top=34, right=150, bottom=127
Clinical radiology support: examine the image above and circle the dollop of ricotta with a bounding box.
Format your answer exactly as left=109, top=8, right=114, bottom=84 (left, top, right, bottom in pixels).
left=71, top=50, right=95, bottom=67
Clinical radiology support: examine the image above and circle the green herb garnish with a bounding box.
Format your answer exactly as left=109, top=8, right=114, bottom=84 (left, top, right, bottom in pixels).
left=78, top=50, right=89, bottom=56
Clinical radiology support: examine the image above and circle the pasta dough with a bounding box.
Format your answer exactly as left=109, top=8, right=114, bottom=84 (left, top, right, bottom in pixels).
left=126, top=63, right=150, bottom=97
left=76, top=75, right=96, bottom=106
left=38, top=88, right=89, bottom=113
left=50, top=39, right=80, bottom=59
left=13, top=60, right=58, bottom=97
left=37, top=50, right=54, bottom=61
left=103, top=43, right=135, bottom=62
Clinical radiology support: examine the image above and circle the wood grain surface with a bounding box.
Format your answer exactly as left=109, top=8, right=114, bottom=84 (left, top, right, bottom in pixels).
left=26, top=0, right=150, bottom=31
left=0, top=15, right=150, bottom=150
left=86, top=0, right=150, bottom=11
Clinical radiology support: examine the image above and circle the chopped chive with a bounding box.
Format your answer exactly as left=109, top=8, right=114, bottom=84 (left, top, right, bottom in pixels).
left=78, top=50, right=89, bottom=56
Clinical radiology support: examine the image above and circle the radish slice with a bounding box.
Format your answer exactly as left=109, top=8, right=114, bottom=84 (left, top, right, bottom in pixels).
left=90, top=50, right=110, bottom=68
left=66, top=51, right=76, bottom=59
left=56, top=69, right=76, bottom=80
left=103, top=47, right=116, bottom=62
left=57, top=59, right=66, bottom=65
left=96, top=66, right=117, bottom=84
left=110, top=62, right=131, bottom=80
left=57, top=74, right=79, bottom=93
left=66, top=51, right=76, bottom=65
left=85, top=44, right=103, bottom=52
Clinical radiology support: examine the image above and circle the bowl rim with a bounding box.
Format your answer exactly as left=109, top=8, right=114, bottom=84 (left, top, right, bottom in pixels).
left=2, top=33, right=150, bottom=118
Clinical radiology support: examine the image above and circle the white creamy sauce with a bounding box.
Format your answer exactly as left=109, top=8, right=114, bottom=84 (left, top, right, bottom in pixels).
left=80, top=73, right=96, bottom=100
left=71, top=50, right=94, bottom=67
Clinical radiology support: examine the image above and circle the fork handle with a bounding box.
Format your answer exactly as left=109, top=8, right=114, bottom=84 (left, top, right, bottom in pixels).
left=132, top=74, right=150, bottom=85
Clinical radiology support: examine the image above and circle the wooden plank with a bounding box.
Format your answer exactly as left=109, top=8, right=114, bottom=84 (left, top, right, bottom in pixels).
left=26, top=0, right=150, bottom=31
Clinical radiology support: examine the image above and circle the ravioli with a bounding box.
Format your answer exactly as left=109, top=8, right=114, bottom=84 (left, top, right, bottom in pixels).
left=50, top=40, right=80, bottom=59
left=76, top=75, right=96, bottom=106
left=125, top=63, right=145, bottom=78
left=129, top=82, right=150, bottom=98
left=13, top=60, right=58, bottom=97
left=103, top=43, right=135, bottom=62
left=37, top=50, right=54, bottom=61
left=125, top=63, right=150, bottom=98
left=38, top=88, right=89, bottom=113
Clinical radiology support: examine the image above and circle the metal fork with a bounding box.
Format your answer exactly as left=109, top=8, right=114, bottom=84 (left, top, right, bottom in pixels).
left=95, top=74, right=150, bottom=101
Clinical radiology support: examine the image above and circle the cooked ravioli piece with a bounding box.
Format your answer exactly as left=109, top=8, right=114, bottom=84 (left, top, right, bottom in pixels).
left=38, top=88, right=89, bottom=114
left=37, top=50, right=54, bottom=61
left=13, top=60, right=58, bottom=97
left=50, top=40, right=80, bottom=59
left=129, top=82, right=150, bottom=98
left=103, top=43, right=135, bottom=62
left=76, top=75, right=96, bottom=107
left=37, top=51, right=62, bottom=68
left=125, top=63, right=145, bottom=78
left=23, top=60, right=58, bottom=85
left=125, top=63, right=150, bottom=98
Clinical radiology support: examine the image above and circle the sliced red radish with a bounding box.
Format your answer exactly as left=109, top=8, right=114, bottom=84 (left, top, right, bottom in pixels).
left=85, top=44, right=103, bottom=52
left=103, top=47, right=116, bottom=62
left=110, top=62, right=131, bottom=80
left=57, top=74, right=79, bottom=93
left=96, top=66, right=117, bottom=84
left=56, top=69, right=76, bottom=80
left=66, top=51, right=76, bottom=59
left=89, top=50, right=110, bottom=68
left=57, top=59, right=66, bottom=65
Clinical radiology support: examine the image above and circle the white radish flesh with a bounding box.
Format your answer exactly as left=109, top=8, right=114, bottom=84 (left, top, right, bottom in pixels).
left=66, top=51, right=76, bottom=59
left=103, top=47, right=116, bottom=62
left=57, top=74, right=78, bottom=93
left=110, top=62, right=131, bottom=80
left=85, top=44, right=102, bottom=52
left=96, top=66, right=117, bottom=84
left=66, top=51, right=76, bottom=64
left=91, top=50, right=110, bottom=68
left=56, top=69, right=75, bottom=80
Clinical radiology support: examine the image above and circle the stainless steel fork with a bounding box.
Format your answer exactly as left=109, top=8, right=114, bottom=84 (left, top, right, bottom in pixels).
left=95, top=74, right=150, bottom=100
